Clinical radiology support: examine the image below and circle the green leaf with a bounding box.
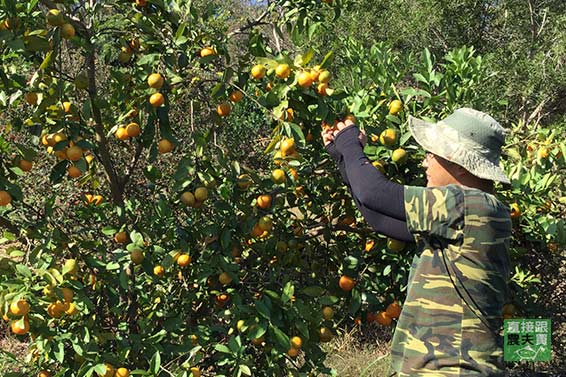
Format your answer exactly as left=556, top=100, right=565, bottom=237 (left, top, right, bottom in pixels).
left=149, top=351, right=161, bottom=375
left=239, top=364, right=252, bottom=376
left=302, top=286, right=324, bottom=297
left=282, top=281, right=294, bottom=303
left=214, top=344, right=231, bottom=354
left=269, top=325, right=290, bottom=352
left=15, top=264, right=32, bottom=278
left=255, top=300, right=271, bottom=319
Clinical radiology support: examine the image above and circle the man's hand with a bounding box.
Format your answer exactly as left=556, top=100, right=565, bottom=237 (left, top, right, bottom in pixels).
left=321, top=118, right=365, bottom=146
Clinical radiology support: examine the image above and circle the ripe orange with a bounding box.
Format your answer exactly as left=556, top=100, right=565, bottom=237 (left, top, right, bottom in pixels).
left=216, top=293, right=230, bottom=306
left=61, top=23, right=75, bottom=39
left=318, top=70, right=331, bottom=83
left=65, top=302, right=78, bottom=315
left=18, top=159, right=33, bottom=172
left=280, top=138, right=295, bottom=155
left=365, top=239, right=375, bottom=252
left=115, top=127, right=129, bottom=141
left=297, top=71, right=313, bottom=88
left=158, top=139, right=173, bottom=153
left=287, top=347, right=299, bottom=357
left=510, top=203, right=521, bottom=219
left=10, top=299, right=30, bottom=316
left=177, top=253, right=191, bottom=267
left=46, top=9, right=64, bottom=26
left=251, top=64, right=266, bottom=80
left=114, top=231, right=128, bottom=244
left=38, top=371, right=51, bottom=377
left=310, top=65, right=321, bottom=81
left=388, top=99, right=403, bottom=115
left=67, top=166, right=82, bottom=178
left=375, top=311, right=393, bottom=326
left=66, top=145, right=82, bottom=161
left=317, top=83, right=328, bottom=96
left=10, top=317, right=29, bottom=335
left=126, top=122, right=141, bottom=137
left=189, top=367, right=201, bottom=377
left=339, top=275, right=356, bottom=291
left=275, top=63, right=291, bottom=79
left=0, top=190, right=12, bottom=206
left=200, top=47, right=216, bottom=57
left=61, top=287, right=74, bottom=302
left=271, top=168, right=286, bottom=184
left=98, top=363, right=114, bottom=377
left=288, top=167, right=299, bottom=181
left=135, top=0, right=147, bottom=6
left=379, top=128, right=398, bottom=146
left=216, top=102, right=231, bottom=117
left=290, top=336, right=302, bottom=349
left=251, top=223, right=264, bottom=237
left=229, top=90, right=244, bottom=103
left=385, top=301, right=402, bottom=319
left=115, top=367, right=130, bottom=377
left=149, top=92, right=165, bottom=107
left=153, top=265, right=165, bottom=277
left=256, top=194, right=272, bottom=209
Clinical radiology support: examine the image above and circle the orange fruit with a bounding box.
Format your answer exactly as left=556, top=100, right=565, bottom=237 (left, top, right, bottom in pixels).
left=0, top=190, right=12, bottom=206
left=339, top=275, right=356, bottom=291
left=135, top=0, right=147, bottom=6
left=256, top=194, right=272, bottom=209
left=66, top=145, right=83, bottom=161
left=388, top=99, right=403, bottom=115
left=115, top=127, right=129, bottom=141
left=288, top=167, right=299, bottom=181
left=38, top=371, right=51, bottom=377
left=149, top=92, right=165, bottom=107
left=391, top=148, right=407, bottom=164
left=258, top=215, right=273, bottom=231
left=189, top=367, right=201, bottom=377
left=251, top=64, right=266, bottom=80
left=510, top=203, right=521, bottom=219
left=10, top=299, right=30, bottom=316
left=97, top=363, right=114, bottom=377
left=322, top=306, right=334, bottom=320
left=318, top=70, right=331, bottom=83
left=318, top=326, right=333, bottom=342
left=290, top=336, right=302, bottom=349
left=297, top=71, right=313, bottom=88
left=275, top=63, right=291, bottom=79
left=115, top=367, right=130, bottom=377
left=67, top=165, right=82, bottom=178
left=10, top=317, right=29, bottom=335
left=46, top=9, right=64, bottom=26
left=375, top=311, right=393, bottom=326
left=317, top=83, right=328, bottom=96
left=386, top=301, right=402, bottom=319
left=153, top=265, right=165, bottom=277
left=177, top=254, right=191, bottom=267
left=157, top=139, right=173, bottom=153
left=271, top=168, right=286, bottom=184
left=147, top=73, right=164, bottom=89
left=200, top=47, right=216, bottom=57
left=379, top=128, right=398, bottom=146
left=61, top=287, right=74, bottom=302
left=130, top=249, right=144, bottom=265
left=387, top=238, right=405, bottom=252
left=251, top=223, right=264, bottom=237
left=237, top=174, right=253, bottom=189
left=126, top=122, right=141, bottom=137
left=194, top=187, right=208, bottom=202
left=180, top=191, right=196, bottom=207
left=64, top=302, right=78, bottom=315
left=18, top=159, right=33, bottom=172
left=114, top=231, right=128, bottom=244
left=365, top=239, right=375, bottom=252
left=61, top=23, right=75, bottom=39
left=229, top=90, right=243, bottom=103
left=280, top=138, right=295, bottom=155
left=216, top=293, right=230, bottom=306
left=218, top=272, right=232, bottom=285
left=287, top=347, right=299, bottom=357
left=217, top=102, right=231, bottom=117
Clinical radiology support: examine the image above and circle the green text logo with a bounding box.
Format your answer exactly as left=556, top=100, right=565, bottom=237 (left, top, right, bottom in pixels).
left=504, top=319, right=551, bottom=362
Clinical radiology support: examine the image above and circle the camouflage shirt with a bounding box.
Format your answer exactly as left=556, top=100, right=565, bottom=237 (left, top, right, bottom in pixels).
left=391, top=184, right=512, bottom=376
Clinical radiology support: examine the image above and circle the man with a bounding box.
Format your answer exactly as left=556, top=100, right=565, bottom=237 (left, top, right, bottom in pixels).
left=322, top=108, right=512, bottom=376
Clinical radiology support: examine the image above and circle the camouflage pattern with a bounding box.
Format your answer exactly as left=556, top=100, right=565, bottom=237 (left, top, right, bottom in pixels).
left=391, top=184, right=512, bottom=376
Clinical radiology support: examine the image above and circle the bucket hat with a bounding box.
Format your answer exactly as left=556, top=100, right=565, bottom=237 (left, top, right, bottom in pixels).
left=408, top=108, right=510, bottom=184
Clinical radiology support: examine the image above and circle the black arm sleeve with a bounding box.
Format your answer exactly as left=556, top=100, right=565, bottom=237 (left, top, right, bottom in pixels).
left=333, top=126, right=407, bottom=221
left=325, top=141, right=414, bottom=242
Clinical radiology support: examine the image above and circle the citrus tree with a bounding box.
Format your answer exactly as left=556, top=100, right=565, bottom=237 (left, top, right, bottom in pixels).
left=1, top=0, right=565, bottom=376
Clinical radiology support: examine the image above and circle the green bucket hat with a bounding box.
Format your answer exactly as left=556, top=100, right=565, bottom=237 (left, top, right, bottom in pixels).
left=408, top=108, right=510, bottom=184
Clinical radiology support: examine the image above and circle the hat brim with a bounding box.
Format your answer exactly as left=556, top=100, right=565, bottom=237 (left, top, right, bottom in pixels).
left=408, top=115, right=511, bottom=184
